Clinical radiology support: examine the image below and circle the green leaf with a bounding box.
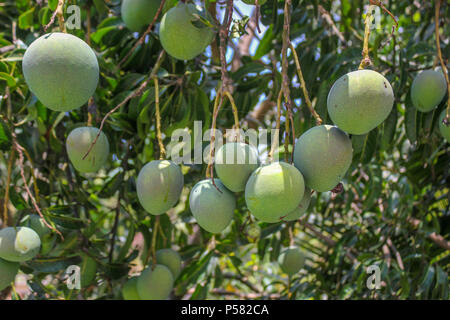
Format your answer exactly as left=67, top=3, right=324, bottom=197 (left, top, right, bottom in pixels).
left=18, top=8, right=35, bottom=29
left=0, top=118, right=12, bottom=151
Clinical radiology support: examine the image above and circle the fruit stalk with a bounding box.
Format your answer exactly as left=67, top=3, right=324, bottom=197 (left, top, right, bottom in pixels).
left=435, top=0, right=450, bottom=119
left=281, top=0, right=295, bottom=162
left=223, top=91, right=240, bottom=140
left=154, top=77, right=166, bottom=159
left=358, top=9, right=372, bottom=70
left=268, top=90, right=283, bottom=161
left=44, top=0, right=67, bottom=33
left=289, top=42, right=323, bottom=126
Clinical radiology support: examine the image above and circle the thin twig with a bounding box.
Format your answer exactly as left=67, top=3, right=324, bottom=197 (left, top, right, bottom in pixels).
left=44, top=0, right=66, bottom=33
left=318, top=5, right=347, bottom=46
left=289, top=42, right=323, bottom=126
left=118, top=0, right=166, bottom=68
left=435, top=0, right=450, bottom=119
left=83, top=50, right=166, bottom=160
left=12, top=135, right=63, bottom=239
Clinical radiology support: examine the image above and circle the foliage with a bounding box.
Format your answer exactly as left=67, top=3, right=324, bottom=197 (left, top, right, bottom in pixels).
left=0, top=0, right=449, bottom=300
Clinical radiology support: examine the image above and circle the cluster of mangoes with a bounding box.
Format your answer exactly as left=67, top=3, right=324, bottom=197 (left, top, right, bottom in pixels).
left=12, top=0, right=449, bottom=299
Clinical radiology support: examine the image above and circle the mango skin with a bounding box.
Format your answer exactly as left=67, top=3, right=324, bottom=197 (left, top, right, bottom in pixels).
left=121, top=0, right=160, bottom=32
left=283, top=187, right=311, bottom=221
left=0, top=227, right=41, bottom=262
left=245, top=162, right=305, bottom=223
left=136, top=264, right=174, bottom=300
left=137, top=160, right=184, bottom=215
left=242, top=0, right=267, bottom=5
left=189, top=179, right=236, bottom=233
left=0, top=258, right=19, bottom=290
left=327, top=69, right=394, bottom=135
left=66, top=127, right=110, bottom=173
left=411, top=69, right=447, bottom=112
left=22, top=32, right=99, bottom=112
left=439, top=110, right=450, bottom=142
left=122, top=277, right=141, bottom=300
left=215, top=142, right=259, bottom=192
left=156, top=248, right=182, bottom=278
left=278, top=247, right=305, bottom=276
left=294, top=125, right=353, bottom=192
left=159, top=3, right=215, bottom=60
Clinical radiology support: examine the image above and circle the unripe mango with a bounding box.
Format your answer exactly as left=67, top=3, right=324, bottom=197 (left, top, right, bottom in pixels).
left=66, top=127, right=110, bottom=173
left=439, top=110, right=450, bottom=142
left=278, top=247, right=305, bottom=276
left=0, top=258, right=19, bottom=290
left=159, top=3, right=215, bottom=60
left=136, top=264, right=174, bottom=300
left=189, top=179, right=236, bottom=233
left=137, top=160, right=184, bottom=215
left=121, top=0, right=159, bottom=32
left=411, top=69, right=446, bottom=112
left=156, top=248, right=182, bottom=278
left=294, top=125, right=353, bottom=192
left=122, top=277, right=141, bottom=300
left=245, top=162, right=305, bottom=223
left=215, top=142, right=259, bottom=192
left=283, top=187, right=312, bottom=221
left=22, top=32, right=99, bottom=112
left=327, top=69, right=394, bottom=135
left=0, top=227, right=41, bottom=262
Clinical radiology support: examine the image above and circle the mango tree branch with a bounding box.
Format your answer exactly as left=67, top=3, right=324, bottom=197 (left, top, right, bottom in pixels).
left=83, top=50, right=166, bottom=160
left=435, top=0, right=450, bottom=119
left=289, top=42, right=323, bottom=126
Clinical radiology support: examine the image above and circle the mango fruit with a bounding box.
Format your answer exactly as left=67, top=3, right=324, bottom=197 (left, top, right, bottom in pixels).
left=22, top=32, right=99, bottom=112
left=0, top=258, right=19, bottom=290
left=136, top=264, right=174, bottom=300
left=66, top=127, right=110, bottom=173
left=215, top=142, right=259, bottom=192
left=156, top=248, right=182, bottom=278
left=159, top=3, right=215, bottom=60
left=189, top=179, right=236, bottom=233
left=283, top=187, right=312, bottom=221
left=21, top=214, right=50, bottom=238
left=136, top=160, right=184, bottom=215
left=245, top=162, right=305, bottom=223
left=122, top=277, right=141, bottom=300
left=411, top=69, right=446, bottom=112
left=121, top=0, right=160, bottom=32
left=0, top=227, right=41, bottom=262
left=327, top=69, right=394, bottom=134
left=278, top=247, right=305, bottom=276
left=294, top=125, right=353, bottom=192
